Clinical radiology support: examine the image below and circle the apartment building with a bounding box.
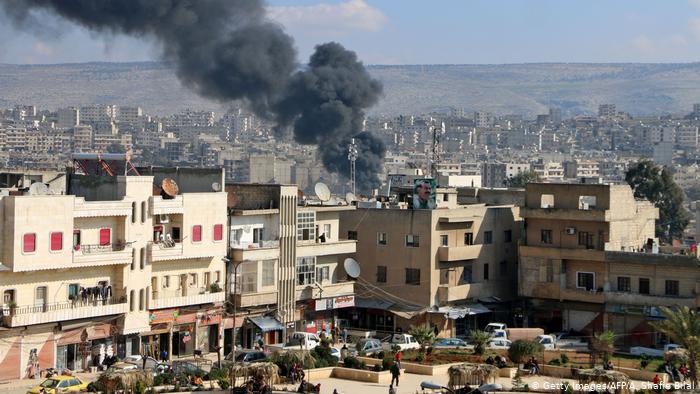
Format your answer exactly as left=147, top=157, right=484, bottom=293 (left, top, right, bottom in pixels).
left=338, top=187, right=521, bottom=338
left=226, top=184, right=356, bottom=352
left=0, top=162, right=227, bottom=379
left=518, top=183, right=700, bottom=347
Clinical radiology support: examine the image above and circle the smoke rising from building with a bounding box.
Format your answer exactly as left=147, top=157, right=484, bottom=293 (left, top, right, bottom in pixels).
left=0, top=0, right=384, bottom=190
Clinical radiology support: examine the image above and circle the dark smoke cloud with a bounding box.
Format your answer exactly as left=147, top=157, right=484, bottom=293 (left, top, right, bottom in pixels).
left=0, top=0, right=384, bottom=191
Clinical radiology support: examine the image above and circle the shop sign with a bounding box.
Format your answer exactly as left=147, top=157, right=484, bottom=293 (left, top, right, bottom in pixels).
left=314, top=295, right=355, bottom=311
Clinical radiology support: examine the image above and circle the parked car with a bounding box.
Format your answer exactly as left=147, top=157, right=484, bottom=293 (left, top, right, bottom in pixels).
left=330, top=347, right=341, bottom=360
left=108, top=362, right=139, bottom=372
left=27, top=376, right=88, bottom=394
left=172, top=360, right=207, bottom=376
left=484, top=323, right=507, bottom=333
left=381, top=333, right=420, bottom=351
left=630, top=344, right=681, bottom=358
left=350, top=338, right=383, bottom=356
left=433, top=338, right=469, bottom=349
left=230, top=350, right=268, bottom=364
left=488, top=339, right=512, bottom=350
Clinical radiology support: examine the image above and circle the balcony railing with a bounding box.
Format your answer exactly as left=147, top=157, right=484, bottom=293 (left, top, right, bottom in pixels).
left=76, top=243, right=127, bottom=254
left=4, top=296, right=126, bottom=316
left=73, top=243, right=133, bottom=266
left=230, top=240, right=280, bottom=249
left=2, top=297, right=128, bottom=327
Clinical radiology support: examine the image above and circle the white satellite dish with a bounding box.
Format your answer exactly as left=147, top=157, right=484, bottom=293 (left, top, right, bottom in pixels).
left=345, top=192, right=356, bottom=204
left=211, top=182, right=221, bottom=192
left=314, top=182, right=331, bottom=202
left=344, top=257, right=361, bottom=279
left=28, top=183, right=49, bottom=196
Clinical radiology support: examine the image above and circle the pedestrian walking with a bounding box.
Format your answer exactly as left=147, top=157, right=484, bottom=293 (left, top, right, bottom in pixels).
left=390, top=362, right=400, bottom=387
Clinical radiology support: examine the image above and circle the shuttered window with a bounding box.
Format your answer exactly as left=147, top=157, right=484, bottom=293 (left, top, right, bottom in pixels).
left=99, top=228, right=111, bottom=246
left=23, top=233, right=36, bottom=253
left=50, top=232, right=63, bottom=251
left=192, top=225, right=202, bottom=242
left=213, top=224, right=223, bottom=241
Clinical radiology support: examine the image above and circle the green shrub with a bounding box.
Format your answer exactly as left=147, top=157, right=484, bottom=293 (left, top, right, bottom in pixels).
left=382, top=357, right=394, bottom=371
left=415, top=353, right=425, bottom=362
left=640, top=359, right=649, bottom=369
left=218, top=379, right=230, bottom=390
left=548, top=358, right=561, bottom=366
left=507, top=339, right=544, bottom=364
left=311, top=340, right=338, bottom=367
left=153, top=372, right=175, bottom=386
left=133, top=380, right=146, bottom=394
left=373, top=364, right=382, bottom=372
left=559, top=353, right=569, bottom=365
left=343, top=356, right=366, bottom=370
left=86, top=381, right=103, bottom=393
left=208, top=368, right=227, bottom=382
left=375, top=350, right=385, bottom=360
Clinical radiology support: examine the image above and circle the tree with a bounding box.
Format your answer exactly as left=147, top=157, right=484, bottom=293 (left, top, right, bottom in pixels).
left=469, top=330, right=492, bottom=356
left=504, top=170, right=542, bottom=188
left=625, top=160, right=690, bottom=242
left=591, top=330, right=615, bottom=364
left=507, top=339, right=544, bottom=364
left=408, top=325, right=435, bottom=354
left=652, top=306, right=700, bottom=385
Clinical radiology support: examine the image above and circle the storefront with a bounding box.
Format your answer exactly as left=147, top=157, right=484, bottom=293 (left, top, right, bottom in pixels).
left=172, top=324, right=194, bottom=357
left=243, top=316, right=284, bottom=348
left=56, top=327, right=87, bottom=371
left=305, top=295, right=356, bottom=337
left=223, top=317, right=242, bottom=356
left=196, top=310, right=222, bottom=354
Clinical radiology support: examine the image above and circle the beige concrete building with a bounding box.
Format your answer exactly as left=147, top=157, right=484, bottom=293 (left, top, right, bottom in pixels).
left=226, top=184, right=356, bottom=352
left=338, top=187, right=521, bottom=338
left=519, top=183, right=700, bottom=347
left=0, top=166, right=227, bottom=379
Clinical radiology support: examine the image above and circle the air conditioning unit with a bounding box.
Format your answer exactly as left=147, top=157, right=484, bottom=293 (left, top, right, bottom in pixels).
left=565, top=227, right=576, bottom=235
left=158, top=214, right=169, bottom=223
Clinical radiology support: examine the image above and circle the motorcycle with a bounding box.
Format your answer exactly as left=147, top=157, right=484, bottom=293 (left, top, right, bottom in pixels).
left=44, top=368, right=58, bottom=378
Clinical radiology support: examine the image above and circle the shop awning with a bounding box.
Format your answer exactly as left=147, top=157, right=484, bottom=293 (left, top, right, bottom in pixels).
left=86, top=323, right=112, bottom=340
left=140, top=323, right=171, bottom=336
left=463, top=303, right=491, bottom=315
left=428, top=304, right=491, bottom=319
left=354, top=297, right=395, bottom=310
left=248, top=316, right=284, bottom=332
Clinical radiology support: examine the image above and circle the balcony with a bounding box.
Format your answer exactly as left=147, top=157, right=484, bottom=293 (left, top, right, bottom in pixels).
left=73, top=198, right=132, bottom=218
left=231, top=240, right=280, bottom=262
left=437, top=283, right=483, bottom=303
left=519, top=245, right=605, bottom=261
left=2, top=298, right=128, bottom=327
left=235, top=291, right=278, bottom=308
left=73, top=243, right=133, bottom=266
left=149, top=195, right=184, bottom=215
left=605, top=292, right=697, bottom=308
left=296, top=281, right=355, bottom=301
left=438, top=245, right=482, bottom=262
left=297, top=239, right=356, bottom=257
left=520, top=207, right=609, bottom=222
left=150, top=242, right=184, bottom=262
left=559, top=288, right=605, bottom=303
left=150, top=290, right=225, bottom=310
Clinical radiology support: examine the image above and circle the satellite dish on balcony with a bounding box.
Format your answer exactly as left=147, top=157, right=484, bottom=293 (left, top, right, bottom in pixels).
left=160, top=178, right=179, bottom=199
left=345, top=192, right=356, bottom=204
left=344, top=257, right=361, bottom=279
left=211, top=182, right=221, bottom=192
left=314, top=182, right=331, bottom=203
left=28, top=182, right=49, bottom=196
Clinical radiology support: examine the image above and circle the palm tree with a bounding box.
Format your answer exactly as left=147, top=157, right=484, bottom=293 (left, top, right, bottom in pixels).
left=652, top=306, right=700, bottom=385
left=470, top=330, right=492, bottom=356
left=408, top=325, right=435, bottom=354
left=591, top=330, right=615, bottom=364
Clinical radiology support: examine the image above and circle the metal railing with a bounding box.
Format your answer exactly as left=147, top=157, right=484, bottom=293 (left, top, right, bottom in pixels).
left=75, top=243, right=128, bottom=254
left=230, top=239, right=280, bottom=249
left=3, top=296, right=127, bottom=316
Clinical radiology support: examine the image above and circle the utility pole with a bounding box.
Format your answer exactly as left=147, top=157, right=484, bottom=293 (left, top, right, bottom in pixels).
left=348, top=138, right=358, bottom=195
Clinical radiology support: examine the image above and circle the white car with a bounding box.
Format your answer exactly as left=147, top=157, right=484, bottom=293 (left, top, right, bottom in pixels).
left=488, top=339, right=512, bottom=350
left=330, top=347, right=341, bottom=360
left=350, top=338, right=383, bottom=356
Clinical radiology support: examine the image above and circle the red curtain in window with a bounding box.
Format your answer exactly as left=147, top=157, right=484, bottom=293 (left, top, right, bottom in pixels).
left=50, top=232, right=63, bottom=251
left=23, top=233, right=36, bottom=253
left=99, top=228, right=111, bottom=245
left=192, top=225, right=202, bottom=242
left=213, top=224, right=223, bottom=241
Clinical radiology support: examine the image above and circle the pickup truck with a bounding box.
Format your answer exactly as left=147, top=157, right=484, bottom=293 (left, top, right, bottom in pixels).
left=492, top=328, right=545, bottom=341
left=630, top=344, right=682, bottom=358
left=381, top=333, right=421, bottom=351
left=485, top=323, right=507, bottom=333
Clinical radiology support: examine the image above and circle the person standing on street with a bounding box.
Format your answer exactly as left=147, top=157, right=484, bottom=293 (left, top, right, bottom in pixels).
left=390, top=362, right=400, bottom=387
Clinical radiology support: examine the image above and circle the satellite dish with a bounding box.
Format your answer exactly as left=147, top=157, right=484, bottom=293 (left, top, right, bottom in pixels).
left=211, top=182, right=221, bottom=192
left=314, top=182, right=331, bottom=202
left=160, top=178, right=179, bottom=199
left=345, top=192, right=356, bottom=204
left=344, top=257, right=361, bottom=279
left=28, top=183, right=49, bottom=196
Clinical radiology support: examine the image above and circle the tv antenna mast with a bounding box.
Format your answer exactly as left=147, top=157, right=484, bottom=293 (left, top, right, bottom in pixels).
left=430, top=122, right=444, bottom=178
left=348, top=138, right=358, bottom=195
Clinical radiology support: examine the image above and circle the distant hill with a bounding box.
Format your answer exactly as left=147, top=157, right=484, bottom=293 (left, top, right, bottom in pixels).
left=1, top=61, right=700, bottom=117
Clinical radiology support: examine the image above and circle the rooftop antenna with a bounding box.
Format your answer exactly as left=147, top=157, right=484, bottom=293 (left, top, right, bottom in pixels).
left=314, top=182, right=331, bottom=205
left=430, top=122, right=444, bottom=179
left=348, top=138, right=358, bottom=195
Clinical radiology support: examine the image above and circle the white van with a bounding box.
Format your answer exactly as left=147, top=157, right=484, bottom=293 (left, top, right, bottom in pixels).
left=287, top=332, right=321, bottom=349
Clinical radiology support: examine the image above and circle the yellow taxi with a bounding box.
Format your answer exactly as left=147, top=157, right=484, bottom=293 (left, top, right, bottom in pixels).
left=27, top=375, right=88, bottom=394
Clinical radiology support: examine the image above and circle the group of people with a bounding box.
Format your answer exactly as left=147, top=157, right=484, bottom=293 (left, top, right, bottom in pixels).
left=525, top=356, right=540, bottom=375
left=663, top=361, right=690, bottom=382
left=318, top=325, right=349, bottom=345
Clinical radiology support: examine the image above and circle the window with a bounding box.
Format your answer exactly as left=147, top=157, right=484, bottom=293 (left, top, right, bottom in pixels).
left=230, top=228, right=242, bottom=246
left=376, top=266, right=387, bottom=283
left=540, top=229, right=553, bottom=244
left=99, top=228, right=111, bottom=246
left=464, top=232, right=473, bottom=245
left=192, top=225, right=202, bottom=242
left=462, top=265, right=473, bottom=283
left=215, top=271, right=221, bottom=283
left=73, top=230, right=81, bottom=249
left=665, top=280, right=679, bottom=296
left=68, top=284, right=79, bottom=300
left=639, top=278, right=650, bottom=294
left=504, top=230, right=512, bottom=243
left=238, top=263, right=258, bottom=293
left=443, top=193, right=449, bottom=202
left=50, top=232, right=63, bottom=251
left=377, top=232, right=387, bottom=245
left=3, top=289, right=15, bottom=305
left=35, top=286, right=47, bottom=309
left=130, top=290, right=135, bottom=312
left=323, top=224, right=331, bottom=239
left=23, top=233, right=36, bottom=253
left=484, top=231, right=493, bottom=244
left=440, top=234, right=448, bottom=246
left=296, top=257, right=316, bottom=286
left=262, top=260, right=275, bottom=287
left=189, top=273, right=197, bottom=287
left=546, top=261, right=554, bottom=282
left=577, top=272, right=595, bottom=291
left=253, top=228, right=264, bottom=245
left=164, top=276, right=171, bottom=288
left=172, top=227, right=181, bottom=242
left=578, top=195, right=597, bottom=210
left=140, top=248, right=146, bottom=270
left=213, top=224, right=223, bottom=241
left=405, top=234, right=420, bottom=247
left=578, top=232, right=594, bottom=249
left=131, top=202, right=137, bottom=224
left=540, top=194, right=554, bottom=208
left=347, top=231, right=358, bottom=240
left=483, top=263, right=489, bottom=280
left=139, top=289, right=144, bottom=311
left=204, top=272, right=211, bottom=287
left=141, top=201, right=146, bottom=223
left=617, top=277, right=631, bottom=292
left=153, top=225, right=163, bottom=242
left=500, top=261, right=508, bottom=276
left=316, top=266, right=330, bottom=283
left=297, top=211, right=316, bottom=241
left=405, top=268, right=420, bottom=285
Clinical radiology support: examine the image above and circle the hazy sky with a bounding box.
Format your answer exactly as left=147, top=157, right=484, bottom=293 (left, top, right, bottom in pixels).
left=2, top=0, right=700, bottom=65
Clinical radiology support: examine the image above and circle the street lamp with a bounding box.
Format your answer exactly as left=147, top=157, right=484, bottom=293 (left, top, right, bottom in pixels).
left=223, top=257, right=248, bottom=358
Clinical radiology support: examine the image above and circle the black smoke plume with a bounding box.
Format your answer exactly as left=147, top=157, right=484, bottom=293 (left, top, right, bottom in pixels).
left=0, top=0, right=384, bottom=190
